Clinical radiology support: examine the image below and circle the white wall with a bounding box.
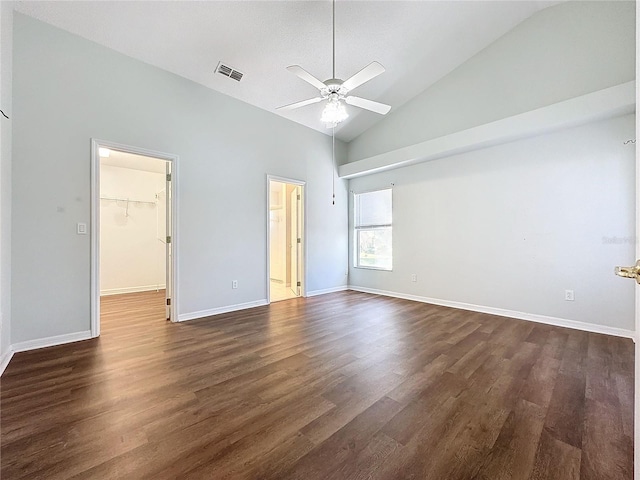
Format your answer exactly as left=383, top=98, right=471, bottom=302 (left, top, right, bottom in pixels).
left=0, top=2, right=13, bottom=368
left=100, top=164, right=166, bottom=295
left=12, top=14, right=348, bottom=344
left=349, top=114, right=636, bottom=331
left=348, top=1, right=636, bottom=163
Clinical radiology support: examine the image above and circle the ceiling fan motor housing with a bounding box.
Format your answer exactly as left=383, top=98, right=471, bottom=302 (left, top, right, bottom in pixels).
left=322, top=79, right=348, bottom=98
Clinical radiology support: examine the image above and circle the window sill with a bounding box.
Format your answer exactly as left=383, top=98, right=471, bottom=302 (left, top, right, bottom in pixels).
left=354, top=266, right=393, bottom=272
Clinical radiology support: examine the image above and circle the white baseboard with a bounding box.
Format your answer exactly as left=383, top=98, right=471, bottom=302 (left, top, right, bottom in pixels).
left=348, top=286, right=636, bottom=340
left=101, top=285, right=166, bottom=296
left=306, top=285, right=349, bottom=297
left=0, top=347, right=14, bottom=376
left=178, top=299, right=269, bottom=322
left=12, top=330, right=94, bottom=353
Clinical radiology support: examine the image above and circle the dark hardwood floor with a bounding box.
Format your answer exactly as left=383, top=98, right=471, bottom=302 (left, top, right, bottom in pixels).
left=1, top=290, right=634, bottom=479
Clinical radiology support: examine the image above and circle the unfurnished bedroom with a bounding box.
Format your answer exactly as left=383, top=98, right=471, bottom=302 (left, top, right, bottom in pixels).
left=0, top=1, right=636, bottom=479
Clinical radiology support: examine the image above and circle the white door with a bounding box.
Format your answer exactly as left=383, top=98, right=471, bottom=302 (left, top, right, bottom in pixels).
left=290, top=187, right=299, bottom=296
left=165, top=162, right=172, bottom=320
left=614, top=136, right=638, bottom=478
left=634, top=137, right=639, bottom=480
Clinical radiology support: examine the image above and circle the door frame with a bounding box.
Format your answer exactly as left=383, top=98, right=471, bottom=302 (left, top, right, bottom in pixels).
left=266, top=175, right=306, bottom=303
left=90, top=139, right=179, bottom=337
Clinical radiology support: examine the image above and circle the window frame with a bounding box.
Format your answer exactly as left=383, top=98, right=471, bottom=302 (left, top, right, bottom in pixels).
left=353, top=188, right=393, bottom=271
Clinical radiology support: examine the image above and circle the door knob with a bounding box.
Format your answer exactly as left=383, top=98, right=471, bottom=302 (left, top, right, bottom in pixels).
left=615, top=260, right=640, bottom=284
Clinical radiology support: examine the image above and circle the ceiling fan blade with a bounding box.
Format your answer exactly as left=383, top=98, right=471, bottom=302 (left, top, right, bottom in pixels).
left=276, top=97, right=324, bottom=111
left=344, top=96, right=391, bottom=115
left=342, top=61, right=386, bottom=92
left=286, top=65, right=327, bottom=91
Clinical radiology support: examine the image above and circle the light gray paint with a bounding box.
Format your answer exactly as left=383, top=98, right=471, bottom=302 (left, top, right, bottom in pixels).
left=340, top=82, right=636, bottom=179
left=0, top=2, right=13, bottom=358
left=12, top=14, right=348, bottom=344
left=349, top=114, right=636, bottom=330
left=348, top=1, right=636, bottom=163
left=13, top=1, right=557, bottom=142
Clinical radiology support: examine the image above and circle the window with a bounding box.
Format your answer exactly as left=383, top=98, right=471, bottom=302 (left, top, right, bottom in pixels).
left=354, top=189, right=392, bottom=270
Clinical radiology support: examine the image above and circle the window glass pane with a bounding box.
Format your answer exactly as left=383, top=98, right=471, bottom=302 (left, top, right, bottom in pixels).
left=358, top=228, right=392, bottom=269
left=355, top=189, right=392, bottom=227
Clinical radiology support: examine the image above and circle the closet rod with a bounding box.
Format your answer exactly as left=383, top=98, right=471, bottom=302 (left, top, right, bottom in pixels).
left=100, top=196, right=157, bottom=206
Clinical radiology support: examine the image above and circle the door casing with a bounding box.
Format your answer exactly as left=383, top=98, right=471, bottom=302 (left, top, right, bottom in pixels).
left=266, top=175, right=306, bottom=303
left=90, top=139, right=179, bottom=337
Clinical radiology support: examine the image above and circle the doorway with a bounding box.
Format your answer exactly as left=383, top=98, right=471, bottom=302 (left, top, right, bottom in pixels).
left=91, top=140, right=178, bottom=337
left=268, top=177, right=305, bottom=302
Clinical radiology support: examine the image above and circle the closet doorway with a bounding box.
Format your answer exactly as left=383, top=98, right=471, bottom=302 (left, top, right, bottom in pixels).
left=267, top=177, right=305, bottom=302
left=91, top=140, right=178, bottom=337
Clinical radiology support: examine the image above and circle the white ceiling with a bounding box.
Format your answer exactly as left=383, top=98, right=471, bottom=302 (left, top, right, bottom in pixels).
left=14, top=0, right=559, bottom=142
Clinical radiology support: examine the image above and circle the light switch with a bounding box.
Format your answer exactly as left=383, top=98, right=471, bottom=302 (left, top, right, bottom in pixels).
left=77, top=223, right=87, bottom=235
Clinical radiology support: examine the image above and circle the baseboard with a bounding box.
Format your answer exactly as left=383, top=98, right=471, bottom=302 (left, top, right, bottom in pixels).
left=177, top=288, right=349, bottom=321
left=101, top=285, right=166, bottom=296
left=12, top=330, right=94, bottom=353
left=348, top=286, right=636, bottom=340
left=306, top=285, right=349, bottom=297
left=0, top=347, right=14, bottom=376
left=178, top=299, right=269, bottom=322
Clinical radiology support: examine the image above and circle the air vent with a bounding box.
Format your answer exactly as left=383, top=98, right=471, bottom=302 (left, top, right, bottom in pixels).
left=216, top=62, right=243, bottom=82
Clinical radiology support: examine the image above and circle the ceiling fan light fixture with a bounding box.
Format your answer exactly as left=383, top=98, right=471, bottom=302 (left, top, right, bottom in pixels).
left=276, top=0, right=390, bottom=126
left=321, top=98, right=348, bottom=127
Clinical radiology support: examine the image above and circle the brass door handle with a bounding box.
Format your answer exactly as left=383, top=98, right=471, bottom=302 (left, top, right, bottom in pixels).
left=615, top=260, right=640, bottom=284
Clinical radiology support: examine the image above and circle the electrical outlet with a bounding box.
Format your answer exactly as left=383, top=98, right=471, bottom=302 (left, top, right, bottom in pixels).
left=411, top=274, right=417, bottom=282
left=565, top=290, right=574, bottom=301
left=232, top=280, right=238, bottom=289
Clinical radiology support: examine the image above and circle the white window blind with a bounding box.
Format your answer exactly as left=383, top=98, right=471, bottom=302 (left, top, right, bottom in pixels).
left=354, top=189, right=392, bottom=270
left=355, top=189, right=392, bottom=228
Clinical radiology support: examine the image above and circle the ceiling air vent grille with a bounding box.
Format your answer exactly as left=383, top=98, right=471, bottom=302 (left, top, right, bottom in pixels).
left=216, top=62, right=243, bottom=82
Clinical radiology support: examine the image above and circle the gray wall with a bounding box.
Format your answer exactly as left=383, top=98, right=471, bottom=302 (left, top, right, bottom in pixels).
left=0, top=2, right=13, bottom=360
left=12, top=14, right=348, bottom=344
left=348, top=1, right=636, bottom=163
left=345, top=0, right=636, bottom=332
left=349, top=114, right=636, bottom=330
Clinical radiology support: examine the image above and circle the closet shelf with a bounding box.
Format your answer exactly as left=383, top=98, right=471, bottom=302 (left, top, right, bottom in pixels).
left=100, top=196, right=157, bottom=206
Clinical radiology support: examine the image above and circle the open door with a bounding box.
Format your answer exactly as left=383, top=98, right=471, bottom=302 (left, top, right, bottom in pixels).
left=290, top=186, right=300, bottom=297
left=268, top=176, right=305, bottom=303
left=91, top=139, right=178, bottom=338
left=165, top=162, right=172, bottom=320
left=613, top=130, right=638, bottom=477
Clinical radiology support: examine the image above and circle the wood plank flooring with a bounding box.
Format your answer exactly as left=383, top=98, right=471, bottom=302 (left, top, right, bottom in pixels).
left=1, top=290, right=634, bottom=479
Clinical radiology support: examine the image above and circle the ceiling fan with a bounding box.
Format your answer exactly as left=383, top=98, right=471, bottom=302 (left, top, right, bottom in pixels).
left=276, top=0, right=391, bottom=127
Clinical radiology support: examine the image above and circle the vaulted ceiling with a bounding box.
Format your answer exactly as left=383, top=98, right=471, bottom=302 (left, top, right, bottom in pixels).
left=14, top=1, right=559, bottom=142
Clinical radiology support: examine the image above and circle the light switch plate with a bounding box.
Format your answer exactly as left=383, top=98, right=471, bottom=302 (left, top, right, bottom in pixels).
left=77, top=223, right=87, bottom=235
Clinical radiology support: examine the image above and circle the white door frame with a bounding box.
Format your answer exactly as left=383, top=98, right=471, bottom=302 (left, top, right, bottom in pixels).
left=266, top=175, right=306, bottom=303
left=90, top=139, right=179, bottom=337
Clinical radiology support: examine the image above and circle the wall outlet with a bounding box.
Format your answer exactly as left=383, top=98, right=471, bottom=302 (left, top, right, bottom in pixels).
left=411, top=274, right=417, bottom=282
left=565, top=289, right=574, bottom=301
left=232, top=280, right=238, bottom=289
